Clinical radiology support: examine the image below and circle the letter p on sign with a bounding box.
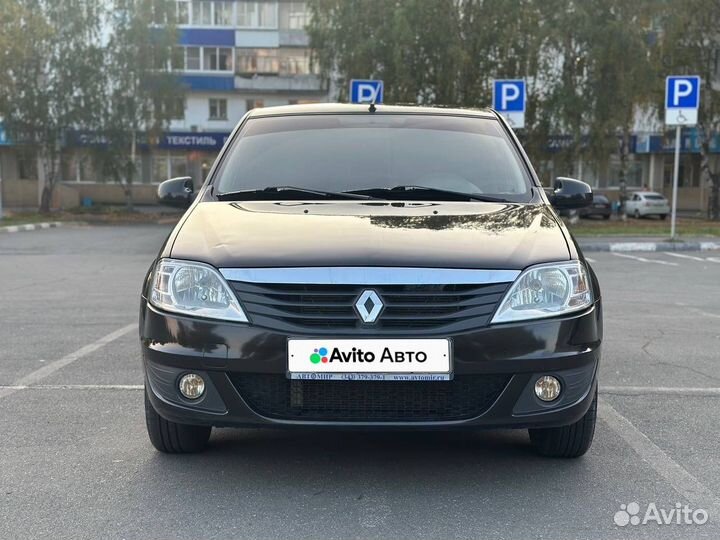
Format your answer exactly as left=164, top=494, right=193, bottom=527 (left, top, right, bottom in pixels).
left=493, top=79, right=526, bottom=129
left=350, top=79, right=384, bottom=104
left=665, top=75, right=700, bottom=126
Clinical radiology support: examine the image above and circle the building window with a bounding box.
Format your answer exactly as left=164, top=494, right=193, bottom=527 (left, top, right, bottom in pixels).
left=17, top=150, right=38, bottom=180
left=191, top=0, right=212, bottom=25
left=287, top=1, right=307, bottom=29
left=154, top=98, right=185, bottom=121
left=171, top=46, right=184, bottom=70
left=203, top=47, right=232, bottom=71
left=176, top=1, right=189, bottom=24
left=236, top=48, right=279, bottom=74
left=237, top=1, right=277, bottom=28
left=236, top=48, right=315, bottom=76
left=214, top=1, right=233, bottom=25
left=170, top=98, right=185, bottom=120
left=153, top=153, right=188, bottom=183
left=179, top=46, right=230, bottom=71
left=209, top=98, right=228, bottom=120
left=186, top=46, right=200, bottom=69
left=246, top=99, right=264, bottom=111
left=279, top=49, right=314, bottom=75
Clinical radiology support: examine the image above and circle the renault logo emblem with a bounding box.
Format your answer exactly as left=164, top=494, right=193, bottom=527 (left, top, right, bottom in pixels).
left=354, top=290, right=384, bottom=324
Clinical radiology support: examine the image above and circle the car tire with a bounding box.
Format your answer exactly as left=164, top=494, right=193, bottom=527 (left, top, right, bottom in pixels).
left=528, top=389, right=597, bottom=458
left=603, top=214, right=610, bottom=220
left=633, top=209, right=640, bottom=219
left=144, top=389, right=211, bottom=453
left=660, top=214, right=667, bottom=220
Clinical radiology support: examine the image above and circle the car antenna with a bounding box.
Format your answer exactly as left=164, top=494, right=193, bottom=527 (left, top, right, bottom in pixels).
left=368, top=100, right=376, bottom=113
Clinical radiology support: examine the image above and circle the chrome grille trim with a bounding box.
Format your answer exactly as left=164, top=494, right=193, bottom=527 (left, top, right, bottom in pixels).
left=219, top=267, right=520, bottom=285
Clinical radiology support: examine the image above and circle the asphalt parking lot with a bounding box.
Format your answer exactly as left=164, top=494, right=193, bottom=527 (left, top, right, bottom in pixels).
left=2, top=224, right=720, bottom=540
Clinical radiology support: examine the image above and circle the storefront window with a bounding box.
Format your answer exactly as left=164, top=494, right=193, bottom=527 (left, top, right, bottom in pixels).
left=153, top=153, right=188, bottom=183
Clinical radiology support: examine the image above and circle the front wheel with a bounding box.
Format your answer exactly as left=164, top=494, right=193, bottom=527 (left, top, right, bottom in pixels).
left=660, top=214, right=667, bottom=220
left=528, top=389, right=597, bottom=458
left=144, top=389, right=211, bottom=453
left=633, top=209, right=641, bottom=219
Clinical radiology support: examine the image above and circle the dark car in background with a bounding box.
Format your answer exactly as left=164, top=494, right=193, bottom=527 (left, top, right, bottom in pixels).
left=142, top=104, right=601, bottom=459
left=579, top=194, right=612, bottom=219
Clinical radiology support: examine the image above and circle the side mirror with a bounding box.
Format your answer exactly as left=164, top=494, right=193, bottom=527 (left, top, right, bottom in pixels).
left=157, top=176, right=194, bottom=208
left=550, top=177, right=593, bottom=209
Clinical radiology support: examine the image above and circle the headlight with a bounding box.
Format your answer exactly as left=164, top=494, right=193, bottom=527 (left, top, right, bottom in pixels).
left=150, top=259, right=248, bottom=322
left=491, top=261, right=593, bottom=324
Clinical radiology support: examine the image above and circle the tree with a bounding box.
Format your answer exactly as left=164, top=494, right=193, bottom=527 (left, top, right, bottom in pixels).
left=0, top=0, right=105, bottom=212
left=656, top=0, right=720, bottom=220
left=96, top=0, right=182, bottom=210
left=307, top=0, right=666, bottom=189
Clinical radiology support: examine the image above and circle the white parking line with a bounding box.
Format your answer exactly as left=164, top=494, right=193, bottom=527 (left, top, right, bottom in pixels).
left=599, top=398, right=720, bottom=517
left=601, top=386, right=720, bottom=396
left=612, top=252, right=678, bottom=266
left=0, top=384, right=143, bottom=391
left=707, top=257, right=720, bottom=264
left=0, top=323, right=137, bottom=400
left=663, top=252, right=704, bottom=261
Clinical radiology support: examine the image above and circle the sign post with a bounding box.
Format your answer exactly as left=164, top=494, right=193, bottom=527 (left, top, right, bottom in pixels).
left=492, top=79, right=526, bottom=129
left=0, top=123, right=7, bottom=219
left=665, top=75, right=700, bottom=238
left=350, top=80, right=384, bottom=104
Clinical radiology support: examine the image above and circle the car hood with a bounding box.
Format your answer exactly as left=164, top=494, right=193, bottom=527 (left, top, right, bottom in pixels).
left=170, top=201, right=570, bottom=270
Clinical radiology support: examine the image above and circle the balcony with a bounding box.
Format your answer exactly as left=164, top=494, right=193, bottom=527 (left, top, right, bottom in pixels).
left=234, top=73, right=325, bottom=93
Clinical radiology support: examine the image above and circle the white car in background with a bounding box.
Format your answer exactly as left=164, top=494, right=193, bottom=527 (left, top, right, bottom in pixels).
left=625, top=191, right=670, bottom=219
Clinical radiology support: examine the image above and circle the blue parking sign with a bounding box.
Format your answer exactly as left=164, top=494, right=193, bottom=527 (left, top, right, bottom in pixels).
left=492, top=79, right=525, bottom=128
left=665, top=76, right=700, bottom=126
left=350, top=79, right=384, bottom=104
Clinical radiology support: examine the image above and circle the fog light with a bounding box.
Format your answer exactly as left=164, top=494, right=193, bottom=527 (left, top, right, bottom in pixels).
left=179, top=373, right=205, bottom=400
left=534, top=375, right=561, bottom=402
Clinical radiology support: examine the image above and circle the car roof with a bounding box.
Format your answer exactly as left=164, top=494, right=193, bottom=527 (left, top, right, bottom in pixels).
left=247, top=102, right=498, bottom=119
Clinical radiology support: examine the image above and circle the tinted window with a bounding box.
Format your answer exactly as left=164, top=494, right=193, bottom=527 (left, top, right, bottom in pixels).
left=643, top=194, right=665, bottom=200
left=214, top=114, right=533, bottom=201
left=593, top=195, right=609, bottom=203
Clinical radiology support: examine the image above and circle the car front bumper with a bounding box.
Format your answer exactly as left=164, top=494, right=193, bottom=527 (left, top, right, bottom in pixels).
left=140, top=300, right=602, bottom=430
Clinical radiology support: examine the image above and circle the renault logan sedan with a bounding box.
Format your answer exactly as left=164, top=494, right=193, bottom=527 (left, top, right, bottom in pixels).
left=625, top=191, right=670, bottom=219
left=141, top=104, right=601, bottom=458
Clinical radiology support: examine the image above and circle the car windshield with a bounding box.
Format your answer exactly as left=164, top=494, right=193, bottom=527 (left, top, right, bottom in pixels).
left=213, top=114, right=533, bottom=202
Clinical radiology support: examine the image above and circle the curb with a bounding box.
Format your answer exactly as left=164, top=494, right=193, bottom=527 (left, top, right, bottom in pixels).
left=579, top=241, right=720, bottom=253
left=0, top=221, right=64, bottom=234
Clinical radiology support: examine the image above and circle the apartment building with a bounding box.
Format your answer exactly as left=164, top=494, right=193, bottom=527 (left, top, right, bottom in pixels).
left=151, top=0, right=327, bottom=184
left=42, top=0, right=326, bottom=192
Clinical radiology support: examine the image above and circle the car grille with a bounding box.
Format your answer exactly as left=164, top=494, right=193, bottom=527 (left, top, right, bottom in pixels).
left=228, top=282, right=510, bottom=334
left=230, top=374, right=510, bottom=422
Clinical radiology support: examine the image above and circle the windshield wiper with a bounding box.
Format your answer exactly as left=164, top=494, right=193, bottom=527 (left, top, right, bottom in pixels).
left=216, top=186, right=372, bottom=201
left=345, top=185, right=511, bottom=203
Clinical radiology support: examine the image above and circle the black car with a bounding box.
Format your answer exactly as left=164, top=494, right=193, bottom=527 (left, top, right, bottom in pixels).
left=579, top=194, right=612, bottom=219
left=141, top=104, right=601, bottom=458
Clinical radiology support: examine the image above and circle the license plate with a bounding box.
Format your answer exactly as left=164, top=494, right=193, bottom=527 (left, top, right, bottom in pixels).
left=287, top=339, right=452, bottom=381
